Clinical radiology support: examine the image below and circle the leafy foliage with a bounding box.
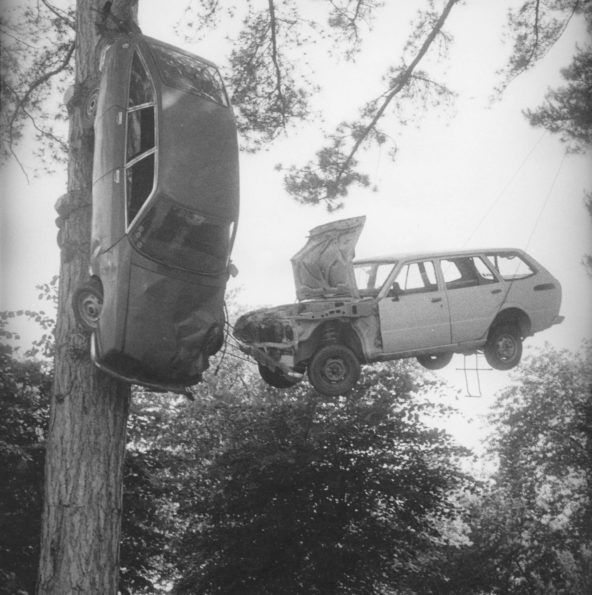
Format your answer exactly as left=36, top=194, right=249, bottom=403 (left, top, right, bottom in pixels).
left=281, top=0, right=460, bottom=209
left=498, top=0, right=590, bottom=92
left=0, top=343, right=51, bottom=595
left=524, top=47, right=592, bottom=151
left=171, top=363, right=472, bottom=594
left=439, top=344, right=592, bottom=594
left=0, top=298, right=174, bottom=595
left=3, top=0, right=587, bottom=204
left=0, top=1, right=74, bottom=176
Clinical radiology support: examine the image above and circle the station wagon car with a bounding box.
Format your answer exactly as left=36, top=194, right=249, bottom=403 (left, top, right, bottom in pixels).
left=233, top=217, right=563, bottom=396
left=72, top=33, right=239, bottom=392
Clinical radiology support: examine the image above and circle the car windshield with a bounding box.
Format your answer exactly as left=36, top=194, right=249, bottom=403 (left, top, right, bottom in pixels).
left=354, top=262, right=396, bottom=295
left=129, top=197, right=232, bottom=274
left=148, top=42, right=229, bottom=107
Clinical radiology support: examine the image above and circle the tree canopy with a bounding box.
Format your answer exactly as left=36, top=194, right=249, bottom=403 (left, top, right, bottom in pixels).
left=2, top=0, right=589, bottom=203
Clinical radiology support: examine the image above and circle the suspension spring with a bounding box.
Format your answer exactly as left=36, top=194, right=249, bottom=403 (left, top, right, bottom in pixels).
left=320, top=323, right=340, bottom=345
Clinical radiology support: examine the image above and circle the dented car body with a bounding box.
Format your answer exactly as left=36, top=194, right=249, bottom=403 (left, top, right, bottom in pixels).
left=234, top=217, right=563, bottom=396
left=73, top=33, right=239, bottom=391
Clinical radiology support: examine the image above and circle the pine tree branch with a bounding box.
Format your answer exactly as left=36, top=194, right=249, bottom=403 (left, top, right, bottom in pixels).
left=267, top=0, right=287, bottom=127
left=334, top=0, right=459, bottom=190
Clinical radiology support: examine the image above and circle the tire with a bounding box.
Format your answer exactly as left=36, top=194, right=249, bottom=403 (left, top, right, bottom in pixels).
left=417, top=352, right=453, bottom=370
left=308, top=344, right=360, bottom=397
left=258, top=363, right=300, bottom=389
left=73, top=279, right=103, bottom=331
left=484, top=324, right=522, bottom=370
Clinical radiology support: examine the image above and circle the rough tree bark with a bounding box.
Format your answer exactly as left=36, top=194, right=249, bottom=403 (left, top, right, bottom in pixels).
left=37, top=1, right=137, bottom=593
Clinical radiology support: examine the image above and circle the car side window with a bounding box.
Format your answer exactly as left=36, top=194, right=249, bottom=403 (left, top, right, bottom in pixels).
left=129, top=53, right=155, bottom=107
left=126, top=53, right=157, bottom=226
left=474, top=256, right=498, bottom=282
left=393, top=261, right=437, bottom=295
left=441, top=257, right=494, bottom=290
left=486, top=253, right=536, bottom=280
left=354, top=262, right=395, bottom=295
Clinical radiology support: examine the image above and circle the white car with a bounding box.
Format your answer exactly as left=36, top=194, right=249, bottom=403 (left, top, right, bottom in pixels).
left=234, top=217, right=563, bottom=396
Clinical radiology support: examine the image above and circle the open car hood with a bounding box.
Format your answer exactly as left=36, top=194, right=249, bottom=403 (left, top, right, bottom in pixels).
left=291, top=216, right=365, bottom=301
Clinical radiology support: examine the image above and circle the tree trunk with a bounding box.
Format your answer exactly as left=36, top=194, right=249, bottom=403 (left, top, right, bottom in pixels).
left=37, top=2, right=137, bottom=593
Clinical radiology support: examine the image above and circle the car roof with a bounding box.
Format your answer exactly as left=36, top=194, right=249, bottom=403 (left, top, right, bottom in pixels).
left=354, top=247, right=528, bottom=264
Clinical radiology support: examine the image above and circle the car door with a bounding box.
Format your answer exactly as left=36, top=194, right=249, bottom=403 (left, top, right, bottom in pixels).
left=378, top=259, right=451, bottom=354
left=438, top=255, right=505, bottom=343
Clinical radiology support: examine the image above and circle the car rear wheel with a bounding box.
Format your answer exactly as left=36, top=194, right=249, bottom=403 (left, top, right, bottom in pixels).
left=308, top=344, right=360, bottom=397
left=258, top=364, right=300, bottom=389
left=417, top=352, right=453, bottom=370
left=484, top=324, right=522, bottom=370
left=73, top=279, right=103, bottom=331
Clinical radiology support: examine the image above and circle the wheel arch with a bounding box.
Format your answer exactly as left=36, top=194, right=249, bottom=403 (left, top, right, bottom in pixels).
left=298, top=320, right=365, bottom=364
left=490, top=307, right=531, bottom=338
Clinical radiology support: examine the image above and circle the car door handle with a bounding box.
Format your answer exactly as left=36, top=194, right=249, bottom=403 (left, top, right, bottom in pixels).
left=431, top=297, right=442, bottom=303
left=491, top=289, right=502, bottom=294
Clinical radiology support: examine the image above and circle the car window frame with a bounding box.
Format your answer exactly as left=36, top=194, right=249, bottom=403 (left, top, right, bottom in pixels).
left=484, top=251, right=538, bottom=281
left=124, top=48, right=158, bottom=230
left=128, top=196, right=236, bottom=275
left=354, top=261, right=397, bottom=296
left=146, top=39, right=230, bottom=108
left=438, top=255, right=501, bottom=291
left=379, top=258, right=440, bottom=299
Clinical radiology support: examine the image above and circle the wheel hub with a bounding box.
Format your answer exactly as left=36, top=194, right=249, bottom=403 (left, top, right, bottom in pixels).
left=81, top=294, right=101, bottom=322
left=496, top=336, right=516, bottom=360
left=323, top=357, right=347, bottom=382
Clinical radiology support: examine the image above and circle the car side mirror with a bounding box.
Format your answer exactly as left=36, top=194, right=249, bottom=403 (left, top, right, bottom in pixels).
left=389, top=282, right=401, bottom=301
left=228, top=262, right=239, bottom=278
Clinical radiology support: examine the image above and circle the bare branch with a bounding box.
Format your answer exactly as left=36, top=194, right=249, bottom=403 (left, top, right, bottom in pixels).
left=40, top=0, right=76, bottom=30
left=529, top=0, right=542, bottom=63
left=334, top=0, right=459, bottom=190
left=267, top=0, right=287, bottom=127
left=6, top=41, right=75, bottom=158
left=23, top=105, right=69, bottom=154
left=0, top=25, right=39, bottom=49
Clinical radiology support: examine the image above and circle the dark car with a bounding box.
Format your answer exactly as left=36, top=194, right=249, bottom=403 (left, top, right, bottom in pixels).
left=73, top=33, right=239, bottom=392
left=234, top=217, right=563, bottom=397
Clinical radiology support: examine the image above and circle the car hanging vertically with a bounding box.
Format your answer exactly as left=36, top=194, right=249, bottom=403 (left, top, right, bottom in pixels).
left=73, top=33, right=240, bottom=392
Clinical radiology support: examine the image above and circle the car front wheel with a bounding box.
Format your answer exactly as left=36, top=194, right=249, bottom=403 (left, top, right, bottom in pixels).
left=308, top=344, right=360, bottom=397
left=73, top=279, right=103, bottom=331
left=484, top=324, right=522, bottom=370
left=258, top=364, right=300, bottom=389
left=417, top=352, right=453, bottom=370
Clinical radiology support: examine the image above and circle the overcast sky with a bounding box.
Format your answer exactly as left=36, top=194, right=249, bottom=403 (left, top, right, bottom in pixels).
left=1, top=0, right=590, bottom=442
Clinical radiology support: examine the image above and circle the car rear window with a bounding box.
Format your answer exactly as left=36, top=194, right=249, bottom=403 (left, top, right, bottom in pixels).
left=486, top=253, right=535, bottom=280
left=149, top=42, right=229, bottom=107
left=130, top=198, right=231, bottom=274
